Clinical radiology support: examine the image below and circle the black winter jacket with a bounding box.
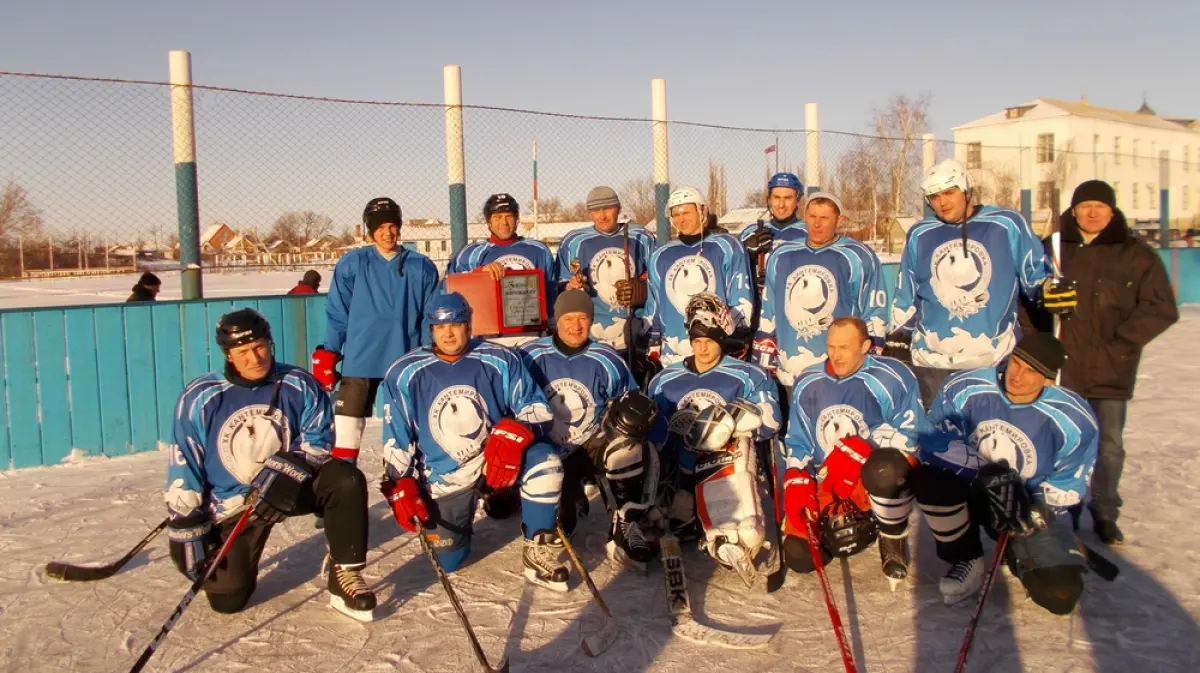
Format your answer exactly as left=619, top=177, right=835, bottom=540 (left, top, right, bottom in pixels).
left=1027, top=208, right=1177, bottom=400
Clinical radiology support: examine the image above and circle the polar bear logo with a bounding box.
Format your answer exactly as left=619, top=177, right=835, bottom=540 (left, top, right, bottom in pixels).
left=971, top=420, right=1037, bottom=479
left=814, top=405, right=869, bottom=460
left=217, top=405, right=289, bottom=485
left=493, top=254, right=535, bottom=271
left=430, top=386, right=490, bottom=462
left=929, top=239, right=992, bottom=319
left=664, top=256, right=717, bottom=316
left=590, top=249, right=627, bottom=307
left=546, top=379, right=597, bottom=446
left=784, top=265, right=838, bottom=338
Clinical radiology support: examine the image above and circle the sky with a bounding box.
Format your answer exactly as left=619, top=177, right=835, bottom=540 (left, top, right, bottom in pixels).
left=1, top=0, right=1197, bottom=242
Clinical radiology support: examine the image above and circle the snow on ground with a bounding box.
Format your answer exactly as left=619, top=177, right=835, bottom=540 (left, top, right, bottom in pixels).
left=2, top=311, right=1200, bottom=672
left=0, top=270, right=315, bottom=309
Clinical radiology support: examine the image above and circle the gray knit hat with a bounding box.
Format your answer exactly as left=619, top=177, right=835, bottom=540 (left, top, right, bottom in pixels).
left=586, top=186, right=620, bottom=211
left=554, top=289, right=594, bottom=320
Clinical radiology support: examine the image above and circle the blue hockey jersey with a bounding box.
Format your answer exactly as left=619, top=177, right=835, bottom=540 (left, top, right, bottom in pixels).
left=757, top=237, right=889, bottom=386
left=518, top=337, right=636, bottom=451
left=645, top=234, right=753, bottom=365
left=783, top=356, right=924, bottom=471
left=380, top=339, right=554, bottom=497
left=554, top=224, right=657, bottom=350
left=166, top=364, right=333, bottom=523
left=646, top=356, right=781, bottom=454
left=446, top=237, right=559, bottom=312
left=920, top=366, right=1098, bottom=511
left=325, top=246, right=441, bottom=378
left=891, top=206, right=1051, bottom=370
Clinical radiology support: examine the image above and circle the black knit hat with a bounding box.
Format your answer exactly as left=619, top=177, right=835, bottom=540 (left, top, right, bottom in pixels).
left=138, top=272, right=161, bottom=287
left=301, top=270, right=321, bottom=288
left=1070, top=180, right=1116, bottom=209
left=1011, top=333, right=1066, bottom=380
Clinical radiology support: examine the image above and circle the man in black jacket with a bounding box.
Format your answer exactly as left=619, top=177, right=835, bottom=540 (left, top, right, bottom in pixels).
left=1028, top=180, right=1178, bottom=544
left=127, top=272, right=161, bottom=302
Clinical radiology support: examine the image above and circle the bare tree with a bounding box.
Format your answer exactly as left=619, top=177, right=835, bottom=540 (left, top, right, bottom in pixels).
left=835, top=139, right=885, bottom=243
left=873, top=93, right=931, bottom=250
left=707, top=161, right=728, bottom=216
left=619, top=179, right=658, bottom=225
left=970, top=163, right=1021, bottom=210
left=0, top=179, right=46, bottom=243
left=271, top=211, right=334, bottom=246
left=741, top=187, right=767, bottom=209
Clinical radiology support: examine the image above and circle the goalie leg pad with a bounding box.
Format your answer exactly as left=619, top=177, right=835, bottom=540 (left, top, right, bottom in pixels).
left=695, top=440, right=765, bottom=554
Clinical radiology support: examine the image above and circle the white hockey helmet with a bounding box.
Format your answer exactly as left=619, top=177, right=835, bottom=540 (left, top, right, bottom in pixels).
left=921, top=158, right=971, bottom=198
left=665, top=186, right=707, bottom=219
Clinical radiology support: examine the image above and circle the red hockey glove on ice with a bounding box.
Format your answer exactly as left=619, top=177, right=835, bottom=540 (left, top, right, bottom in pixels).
left=820, top=435, right=873, bottom=500
left=483, top=418, right=534, bottom=490
left=751, top=337, right=778, bottom=375
left=380, top=477, right=429, bottom=533
left=783, top=468, right=819, bottom=533
left=311, top=347, right=341, bottom=392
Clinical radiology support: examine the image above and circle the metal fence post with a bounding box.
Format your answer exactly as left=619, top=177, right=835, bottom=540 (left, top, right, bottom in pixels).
left=652, top=78, right=670, bottom=244
left=170, top=50, right=202, bottom=299
left=445, top=65, right=467, bottom=256
left=1160, top=150, right=1171, bottom=250
left=805, top=103, right=820, bottom=195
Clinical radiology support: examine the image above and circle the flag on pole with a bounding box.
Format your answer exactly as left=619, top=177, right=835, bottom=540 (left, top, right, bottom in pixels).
left=764, top=144, right=777, bottom=154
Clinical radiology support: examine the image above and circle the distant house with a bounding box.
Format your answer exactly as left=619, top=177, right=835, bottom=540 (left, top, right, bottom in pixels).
left=304, top=235, right=339, bottom=252
left=200, top=223, right=237, bottom=253
left=223, top=233, right=266, bottom=254
left=265, top=239, right=295, bottom=254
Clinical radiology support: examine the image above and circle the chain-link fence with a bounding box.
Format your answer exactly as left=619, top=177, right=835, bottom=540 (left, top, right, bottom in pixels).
left=2, top=71, right=1197, bottom=290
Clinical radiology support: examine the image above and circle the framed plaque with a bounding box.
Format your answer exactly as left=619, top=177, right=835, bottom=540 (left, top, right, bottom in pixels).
left=444, top=269, right=547, bottom=337
left=500, top=272, right=546, bottom=329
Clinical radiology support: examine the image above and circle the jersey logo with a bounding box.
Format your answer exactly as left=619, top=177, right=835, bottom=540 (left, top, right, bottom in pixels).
left=589, top=248, right=627, bottom=308
left=429, top=385, right=490, bottom=463
left=667, top=388, right=726, bottom=435
left=930, top=239, right=993, bottom=319
left=664, top=255, right=717, bottom=316
left=492, top=253, right=535, bottom=271
left=546, top=378, right=598, bottom=446
left=814, top=404, right=869, bottom=460
left=784, top=264, right=839, bottom=338
left=216, top=405, right=289, bottom=485
left=971, top=419, right=1038, bottom=479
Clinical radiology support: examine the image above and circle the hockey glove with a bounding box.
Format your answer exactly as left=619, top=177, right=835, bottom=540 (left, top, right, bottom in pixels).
left=250, top=450, right=314, bottom=524
left=311, top=346, right=341, bottom=392
left=380, top=476, right=429, bottom=533
left=782, top=468, right=819, bottom=533
left=483, top=418, right=534, bottom=490
left=1041, top=276, right=1078, bottom=316
left=614, top=277, right=648, bottom=308
left=820, top=435, right=873, bottom=500
left=751, top=336, right=778, bottom=375
left=168, top=512, right=219, bottom=581
left=881, top=329, right=912, bottom=364
left=724, top=326, right=754, bottom=361
left=743, top=225, right=775, bottom=256
left=972, top=460, right=1036, bottom=537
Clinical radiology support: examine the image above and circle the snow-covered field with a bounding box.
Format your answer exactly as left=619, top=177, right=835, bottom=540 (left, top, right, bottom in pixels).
left=0, top=270, right=314, bottom=309
left=1, top=309, right=1198, bottom=672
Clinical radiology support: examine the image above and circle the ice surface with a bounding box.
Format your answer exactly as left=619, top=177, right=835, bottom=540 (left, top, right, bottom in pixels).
left=2, top=311, right=1199, bottom=672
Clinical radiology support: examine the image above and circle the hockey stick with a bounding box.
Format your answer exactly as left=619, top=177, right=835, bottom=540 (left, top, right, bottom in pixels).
left=415, top=520, right=509, bottom=673
left=953, top=533, right=1010, bottom=673
left=128, top=499, right=258, bottom=673
left=765, top=438, right=787, bottom=593
left=1078, top=536, right=1120, bottom=581
left=803, top=513, right=858, bottom=673
left=556, top=523, right=620, bottom=657
left=45, top=517, right=169, bottom=582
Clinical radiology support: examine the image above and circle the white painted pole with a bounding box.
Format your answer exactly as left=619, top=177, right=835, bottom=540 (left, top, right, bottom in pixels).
left=170, top=49, right=203, bottom=298
left=652, top=78, right=669, bottom=243
left=805, top=103, right=820, bottom=193
left=48, top=235, right=53, bottom=271
left=444, top=65, right=467, bottom=255
left=922, top=133, right=936, bottom=174
left=17, top=234, right=24, bottom=278
left=532, top=140, right=539, bottom=241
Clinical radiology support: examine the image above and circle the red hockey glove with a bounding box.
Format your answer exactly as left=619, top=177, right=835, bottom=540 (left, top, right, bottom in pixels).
left=820, top=435, right=873, bottom=500
left=380, top=477, right=429, bottom=533
left=751, top=336, right=778, bottom=375
left=311, top=347, right=341, bottom=392
left=783, top=468, right=819, bottom=533
left=483, top=418, right=534, bottom=490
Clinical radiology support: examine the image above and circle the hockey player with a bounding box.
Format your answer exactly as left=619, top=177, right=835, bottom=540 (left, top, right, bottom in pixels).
left=312, top=197, right=440, bottom=469
left=447, top=192, right=558, bottom=303
left=917, top=332, right=1098, bottom=612
left=555, top=186, right=657, bottom=353
left=740, top=172, right=808, bottom=273
left=378, top=292, right=571, bottom=590
left=754, top=192, right=889, bottom=390
left=645, top=187, right=754, bottom=366
left=889, top=159, right=1077, bottom=407
left=517, top=290, right=647, bottom=565
left=779, top=317, right=924, bottom=587
left=647, top=293, right=780, bottom=557
left=166, top=308, right=376, bottom=621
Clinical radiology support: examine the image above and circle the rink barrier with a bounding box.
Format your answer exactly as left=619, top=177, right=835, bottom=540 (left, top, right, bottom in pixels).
left=1, top=250, right=1198, bottom=470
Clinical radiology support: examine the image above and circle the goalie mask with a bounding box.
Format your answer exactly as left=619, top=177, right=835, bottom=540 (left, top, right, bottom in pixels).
left=685, top=292, right=735, bottom=342
left=602, top=390, right=657, bottom=441
left=685, top=403, right=737, bottom=453
left=820, top=498, right=878, bottom=558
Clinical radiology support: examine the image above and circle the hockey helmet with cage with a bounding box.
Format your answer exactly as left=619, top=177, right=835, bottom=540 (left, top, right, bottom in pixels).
left=425, top=291, right=473, bottom=327
left=820, top=497, right=879, bottom=558
left=483, top=193, right=520, bottom=220
left=664, top=186, right=707, bottom=219
left=921, top=159, right=971, bottom=198
left=215, top=308, right=273, bottom=352
left=685, top=292, right=735, bottom=342
left=601, top=390, right=658, bottom=441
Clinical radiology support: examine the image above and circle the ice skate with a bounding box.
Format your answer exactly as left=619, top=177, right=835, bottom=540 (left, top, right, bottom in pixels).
left=940, top=556, right=984, bottom=605
left=328, top=562, right=377, bottom=622
left=879, top=532, right=909, bottom=592
left=523, top=530, right=570, bottom=592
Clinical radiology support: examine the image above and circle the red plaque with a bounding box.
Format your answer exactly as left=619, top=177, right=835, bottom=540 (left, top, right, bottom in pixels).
left=444, top=269, right=548, bottom=337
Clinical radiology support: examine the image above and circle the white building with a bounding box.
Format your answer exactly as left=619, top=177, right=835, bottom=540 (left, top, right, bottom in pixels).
left=952, top=98, right=1200, bottom=235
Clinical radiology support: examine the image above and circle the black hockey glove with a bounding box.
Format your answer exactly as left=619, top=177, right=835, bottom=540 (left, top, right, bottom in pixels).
left=1041, top=276, right=1078, bottom=316
left=972, top=460, right=1039, bottom=537
left=168, top=512, right=220, bottom=581
left=881, top=329, right=913, bottom=364
left=250, top=450, right=314, bottom=524
left=723, top=326, right=754, bottom=361
left=743, top=224, right=775, bottom=256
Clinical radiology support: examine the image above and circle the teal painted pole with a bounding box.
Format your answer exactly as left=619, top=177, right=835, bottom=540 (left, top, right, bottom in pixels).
left=1160, top=151, right=1171, bottom=250
left=652, top=78, right=670, bottom=243
left=169, top=50, right=202, bottom=298
left=445, top=65, right=467, bottom=256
